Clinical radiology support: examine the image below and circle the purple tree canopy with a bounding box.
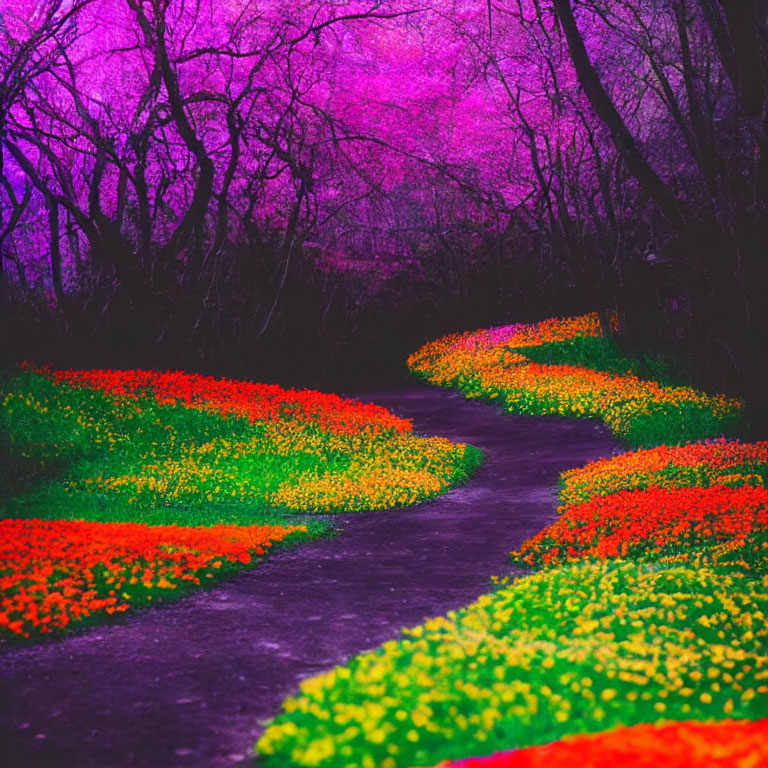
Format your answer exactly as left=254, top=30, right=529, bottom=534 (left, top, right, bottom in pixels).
left=1, top=0, right=756, bottom=286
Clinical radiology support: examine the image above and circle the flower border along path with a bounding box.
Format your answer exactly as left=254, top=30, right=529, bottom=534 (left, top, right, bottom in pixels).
left=406, top=313, right=743, bottom=447
left=0, top=519, right=307, bottom=639
left=255, top=315, right=767, bottom=768
left=11, top=366, right=481, bottom=515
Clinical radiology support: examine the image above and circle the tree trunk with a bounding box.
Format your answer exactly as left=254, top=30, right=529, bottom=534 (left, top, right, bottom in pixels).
left=552, top=0, right=686, bottom=229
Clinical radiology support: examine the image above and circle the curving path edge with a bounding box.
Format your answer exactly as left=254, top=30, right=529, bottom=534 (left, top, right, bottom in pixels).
left=0, top=384, right=619, bottom=768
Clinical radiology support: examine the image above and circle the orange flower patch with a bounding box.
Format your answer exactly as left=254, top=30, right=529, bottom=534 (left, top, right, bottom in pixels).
left=34, top=365, right=410, bottom=437
left=0, top=518, right=304, bottom=640
left=560, top=438, right=768, bottom=506
left=273, top=467, right=448, bottom=511
left=438, top=718, right=768, bottom=767
left=515, top=485, right=768, bottom=569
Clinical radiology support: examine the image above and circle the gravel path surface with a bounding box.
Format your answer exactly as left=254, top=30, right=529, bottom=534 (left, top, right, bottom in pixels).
left=0, top=384, right=619, bottom=768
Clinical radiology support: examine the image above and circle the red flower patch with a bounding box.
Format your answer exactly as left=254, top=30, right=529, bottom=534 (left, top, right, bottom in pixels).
left=33, top=365, right=411, bottom=436
left=0, top=518, right=304, bottom=640
left=515, top=485, right=768, bottom=568
left=439, top=719, right=768, bottom=767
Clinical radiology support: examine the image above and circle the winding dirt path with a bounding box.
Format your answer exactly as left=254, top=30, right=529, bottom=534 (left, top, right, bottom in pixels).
left=0, top=385, right=619, bottom=768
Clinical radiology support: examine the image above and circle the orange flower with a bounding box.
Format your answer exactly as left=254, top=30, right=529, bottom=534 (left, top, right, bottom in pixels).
left=440, top=719, right=768, bottom=767
left=0, top=518, right=304, bottom=639
left=35, top=365, right=411, bottom=437
left=514, top=485, right=767, bottom=570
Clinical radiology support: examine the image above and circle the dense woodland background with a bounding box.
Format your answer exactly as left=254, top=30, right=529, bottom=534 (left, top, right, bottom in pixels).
left=1, top=1, right=767, bottom=428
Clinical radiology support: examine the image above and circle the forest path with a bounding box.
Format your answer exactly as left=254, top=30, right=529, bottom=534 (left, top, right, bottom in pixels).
left=0, top=384, right=619, bottom=768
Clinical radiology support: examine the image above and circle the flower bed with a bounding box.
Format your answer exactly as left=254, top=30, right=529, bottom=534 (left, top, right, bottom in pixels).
left=0, top=518, right=305, bottom=640
left=256, top=561, right=768, bottom=768
left=407, top=314, right=743, bottom=447
left=514, top=485, right=768, bottom=571
left=2, top=369, right=479, bottom=519
left=559, top=439, right=768, bottom=506
left=43, top=366, right=410, bottom=436
left=438, top=719, right=768, bottom=767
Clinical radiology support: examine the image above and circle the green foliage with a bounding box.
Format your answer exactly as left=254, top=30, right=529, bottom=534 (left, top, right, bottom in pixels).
left=601, top=399, right=746, bottom=449
left=518, top=336, right=681, bottom=386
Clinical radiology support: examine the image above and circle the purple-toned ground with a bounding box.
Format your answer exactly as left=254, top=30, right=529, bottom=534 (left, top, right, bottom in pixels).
left=0, top=385, right=619, bottom=768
